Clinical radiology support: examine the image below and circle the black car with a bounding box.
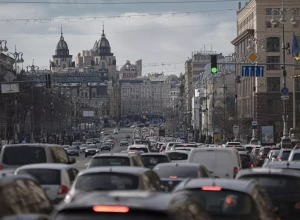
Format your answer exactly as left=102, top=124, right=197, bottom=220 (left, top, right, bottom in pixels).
left=173, top=178, right=277, bottom=220
left=153, top=163, right=211, bottom=192
left=236, top=168, right=300, bottom=220
left=54, top=191, right=212, bottom=220
left=238, top=151, right=256, bottom=169
left=140, top=153, right=171, bottom=169
left=85, top=144, right=99, bottom=157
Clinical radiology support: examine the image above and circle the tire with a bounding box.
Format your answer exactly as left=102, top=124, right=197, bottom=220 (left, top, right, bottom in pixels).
left=85, top=154, right=87, bottom=158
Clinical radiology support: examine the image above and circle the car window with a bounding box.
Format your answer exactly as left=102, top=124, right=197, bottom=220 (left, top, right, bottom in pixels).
left=141, top=155, right=169, bottom=168
left=3, top=146, right=47, bottom=165
left=166, top=152, right=188, bottom=160
left=17, top=169, right=61, bottom=185
left=281, top=151, right=291, bottom=159
left=50, top=147, right=69, bottom=163
left=292, top=153, right=300, bottom=161
left=89, top=157, right=130, bottom=167
left=239, top=154, right=250, bottom=162
left=146, top=171, right=161, bottom=191
left=75, top=173, right=139, bottom=191
left=67, top=168, right=76, bottom=182
left=154, top=166, right=198, bottom=178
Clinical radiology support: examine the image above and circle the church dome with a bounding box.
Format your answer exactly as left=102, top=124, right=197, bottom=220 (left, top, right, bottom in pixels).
left=97, top=31, right=110, bottom=48
left=56, top=34, right=69, bottom=50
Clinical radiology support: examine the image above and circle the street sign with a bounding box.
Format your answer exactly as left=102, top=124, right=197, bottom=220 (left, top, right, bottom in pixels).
left=3, top=72, right=16, bottom=82
left=1, top=83, right=19, bottom=93
left=252, top=121, right=258, bottom=129
left=241, top=66, right=264, bottom=77
left=233, top=125, right=239, bottom=136
left=281, top=95, right=289, bottom=100
left=246, top=51, right=260, bottom=64
left=281, top=87, right=289, bottom=95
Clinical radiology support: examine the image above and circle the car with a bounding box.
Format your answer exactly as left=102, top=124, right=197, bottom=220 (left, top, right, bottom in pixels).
left=164, top=150, right=189, bottom=162
left=62, top=145, right=70, bottom=151
left=244, top=144, right=260, bottom=153
left=224, top=142, right=241, bottom=147
left=0, top=173, right=53, bottom=218
left=15, top=163, right=79, bottom=204
left=127, top=144, right=149, bottom=153
left=72, top=142, right=82, bottom=147
left=236, top=168, right=300, bottom=220
left=100, top=143, right=112, bottom=151
left=126, top=135, right=131, bottom=138
left=169, top=143, right=197, bottom=151
left=262, top=160, right=300, bottom=170
left=288, top=149, right=300, bottom=161
left=114, top=128, right=119, bottom=134
left=55, top=191, right=212, bottom=220
left=275, top=149, right=292, bottom=161
left=171, top=147, right=194, bottom=152
left=66, top=146, right=80, bottom=157
left=0, top=144, right=76, bottom=170
left=79, top=144, right=88, bottom=153
left=153, top=163, right=211, bottom=192
left=187, top=147, right=242, bottom=178
left=85, top=144, right=99, bottom=157
left=238, top=151, right=256, bottom=169
left=87, top=153, right=144, bottom=168
left=140, top=153, right=171, bottom=169
left=256, top=146, right=281, bottom=166
left=120, top=150, right=145, bottom=156
left=63, top=167, right=163, bottom=203
left=173, top=178, right=277, bottom=220
left=120, top=139, right=129, bottom=146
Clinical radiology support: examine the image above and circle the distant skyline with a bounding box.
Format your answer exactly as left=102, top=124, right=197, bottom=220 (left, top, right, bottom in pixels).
left=0, top=0, right=249, bottom=74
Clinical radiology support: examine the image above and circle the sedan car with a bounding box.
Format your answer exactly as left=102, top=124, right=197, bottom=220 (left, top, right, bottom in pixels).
left=85, top=144, right=99, bottom=157
left=67, top=146, right=80, bottom=157
left=120, top=139, right=129, bottom=146
left=100, top=143, right=112, bottom=151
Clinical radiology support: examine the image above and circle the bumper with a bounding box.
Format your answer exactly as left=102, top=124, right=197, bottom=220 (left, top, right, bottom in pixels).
left=85, top=152, right=97, bottom=155
left=101, top=147, right=110, bottom=150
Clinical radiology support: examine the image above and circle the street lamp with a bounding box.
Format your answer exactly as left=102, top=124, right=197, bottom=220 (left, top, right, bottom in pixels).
left=270, top=1, right=298, bottom=148
left=8, top=45, right=24, bottom=74
left=0, top=40, right=8, bottom=53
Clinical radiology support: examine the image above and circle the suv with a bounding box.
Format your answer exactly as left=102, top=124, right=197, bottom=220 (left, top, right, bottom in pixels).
left=0, top=144, right=76, bottom=170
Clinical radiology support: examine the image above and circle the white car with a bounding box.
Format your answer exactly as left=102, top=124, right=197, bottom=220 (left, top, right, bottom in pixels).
left=114, top=128, right=119, bottom=134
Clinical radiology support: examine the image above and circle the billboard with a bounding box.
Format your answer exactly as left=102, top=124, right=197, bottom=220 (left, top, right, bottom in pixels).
left=82, top=111, right=95, bottom=117
left=261, top=125, right=275, bottom=145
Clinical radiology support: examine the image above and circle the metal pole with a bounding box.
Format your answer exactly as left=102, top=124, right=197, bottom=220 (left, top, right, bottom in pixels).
left=293, top=59, right=296, bottom=129
left=206, top=80, right=209, bottom=143
left=250, top=83, right=258, bottom=144
left=222, top=83, right=227, bottom=143
left=14, top=96, right=17, bottom=143
left=234, top=61, right=239, bottom=141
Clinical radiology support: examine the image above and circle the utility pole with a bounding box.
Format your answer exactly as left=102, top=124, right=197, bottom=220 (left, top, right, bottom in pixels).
left=222, top=83, right=227, bottom=143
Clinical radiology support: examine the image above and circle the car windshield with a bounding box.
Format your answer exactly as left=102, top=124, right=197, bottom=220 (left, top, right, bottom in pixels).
left=240, top=175, right=300, bottom=194
left=87, top=145, right=97, bottom=149
left=75, top=173, right=139, bottom=191
left=129, top=147, right=148, bottom=153
left=3, top=146, right=46, bottom=165
left=140, top=155, right=169, bottom=168
left=154, top=166, right=198, bottom=178
left=89, top=157, right=130, bottom=167
left=189, top=189, right=254, bottom=217
left=281, top=151, right=291, bottom=160
left=17, top=169, right=61, bottom=185
left=166, top=152, right=188, bottom=160
left=68, top=146, right=77, bottom=150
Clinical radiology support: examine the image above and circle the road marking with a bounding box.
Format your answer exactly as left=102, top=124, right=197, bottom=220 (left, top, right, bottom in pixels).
left=85, top=163, right=90, bottom=166
left=76, top=161, right=80, bottom=163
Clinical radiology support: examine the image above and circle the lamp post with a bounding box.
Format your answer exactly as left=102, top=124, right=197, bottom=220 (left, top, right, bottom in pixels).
left=26, top=60, right=39, bottom=143
left=0, top=40, right=8, bottom=53
left=270, top=1, right=298, bottom=147
left=8, top=45, right=24, bottom=74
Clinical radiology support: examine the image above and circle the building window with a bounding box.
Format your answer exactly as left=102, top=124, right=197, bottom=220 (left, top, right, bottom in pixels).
left=268, top=100, right=281, bottom=114
left=296, top=100, right=300, bottom=113
left=92, top=92, right=96, bottom=98
left=267, top=56, right=280, bottom=70
left=266, top=8, right=272, bottom=15
left=56, top=60, right=58, bottom=65
left=266, top=37, right=280, bottom=52
left=63, top=64, right=66, bottom=69
left=267, top=77, right=280, bottom=91
left=266, top=21, right=272, bottom=28
left=295, top=78, right=300, bottom=91
left=102, top=62, right=105, bottom=68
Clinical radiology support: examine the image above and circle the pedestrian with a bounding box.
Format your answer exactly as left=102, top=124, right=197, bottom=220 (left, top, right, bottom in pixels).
left=293, top=141, right=300, bottom=150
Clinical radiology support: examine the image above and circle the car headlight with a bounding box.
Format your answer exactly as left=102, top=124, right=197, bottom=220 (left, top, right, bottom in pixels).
left=85, top=150, right=88, bottom=152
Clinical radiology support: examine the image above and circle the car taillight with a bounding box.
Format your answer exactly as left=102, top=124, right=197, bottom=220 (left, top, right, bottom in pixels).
left=294, top=202, right=300, bottom=209
left=233, top=167, right=238, bottom=174
left=201, top=186, right=222, bottom=191
left=259, top=152, right=263, bottom=156
left=0, top=166, right=2, bottom=170
left=93, top=206, right=129, bottom=213
left=277, top=157, right=282, bottom=161
left=250, top=163, right=254, bottom=168
left=58, top=185, right=69, bottom=194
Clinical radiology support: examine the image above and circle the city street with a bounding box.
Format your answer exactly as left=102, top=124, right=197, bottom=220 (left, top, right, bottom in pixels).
left=71, top=127, right=134, bottom=170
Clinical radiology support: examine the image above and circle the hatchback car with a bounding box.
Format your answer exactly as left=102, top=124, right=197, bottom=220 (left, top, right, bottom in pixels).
left=87, top=153, right=144, bottom=168
left=63, top=167, right=163, bottom=203
left=140, top=153, right=171, bottom=169
left=15, top=163, right=79, bottom=204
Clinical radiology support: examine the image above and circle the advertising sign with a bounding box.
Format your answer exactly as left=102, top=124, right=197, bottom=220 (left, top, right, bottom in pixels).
left=261, top=125, right=275, bottom=145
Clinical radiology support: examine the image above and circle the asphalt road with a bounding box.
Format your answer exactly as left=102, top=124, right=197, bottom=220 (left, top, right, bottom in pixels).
left=71, top=127, right=135, bottom=170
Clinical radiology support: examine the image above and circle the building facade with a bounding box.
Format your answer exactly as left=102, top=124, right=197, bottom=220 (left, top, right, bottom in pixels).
left=119, top=60, right=142, bottom=79
left=231, top=0, right=300, bottom=141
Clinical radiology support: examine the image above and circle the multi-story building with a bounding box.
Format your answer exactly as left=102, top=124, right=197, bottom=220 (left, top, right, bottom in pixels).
left=231, top=0, right=300, bottom=141
left=119, top=60, right=142, bottom=79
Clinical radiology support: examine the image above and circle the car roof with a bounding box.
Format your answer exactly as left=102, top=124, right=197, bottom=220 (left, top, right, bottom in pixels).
left=129, top=145, right=147, bottom=148
left=263, top=161, right=300, bottom=169
left=180, top=178, right=256, bottom=194
left=15, top=163, right=73, bottom=170
left=58, top=191, right=171, bottom=212
left=78, top=166, right=150, bottom=176
left=141, top=153, right=168, bottom=156
left=154, top=163, right=201, bottom=168
left=237, top=168, right=300, bottom=178
left=93, top=153, right=136, bottom=158
left=165, top=150, right=188, bottom=154
left=2, top=143, right=61, bottom=148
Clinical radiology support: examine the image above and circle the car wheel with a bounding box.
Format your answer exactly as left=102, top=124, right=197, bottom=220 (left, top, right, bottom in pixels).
left=85, top=154, right=87, bottom=157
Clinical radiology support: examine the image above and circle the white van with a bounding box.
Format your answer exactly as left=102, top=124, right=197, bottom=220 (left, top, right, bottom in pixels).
left=187, top=148, right=242, bottom=179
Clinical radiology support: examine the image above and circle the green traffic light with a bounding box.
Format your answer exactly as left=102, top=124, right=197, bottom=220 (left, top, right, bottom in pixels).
left=211, top=67, right=217, bottom=73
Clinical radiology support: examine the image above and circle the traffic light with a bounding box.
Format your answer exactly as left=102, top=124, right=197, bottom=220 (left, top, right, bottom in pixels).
left=46, top=74, right=51, bottom=88
left=211, top=55, right=218, bottom=74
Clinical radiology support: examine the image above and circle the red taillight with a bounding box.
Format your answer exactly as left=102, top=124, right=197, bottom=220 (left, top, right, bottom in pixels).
left=201, top=186, right=222, bottom=191
left=169, top=176, right=177, bottom=179
left=0, top=166, right=2, bottom=170
left=93, top=206, right=129, bottom=213
left=277, top=157, right=282, bottom=161
left=234, top=167, right=238, bottom=174
left=259, top=152, right=263, bottom=156
left=294, top=202, right=300, bottom=209
left=250, top=164, right=254, bottom=168
left=58, top=185, right=69, bottom=194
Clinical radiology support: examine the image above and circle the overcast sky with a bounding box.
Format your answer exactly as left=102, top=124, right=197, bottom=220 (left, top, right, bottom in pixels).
left=0, top=0, right=249, bottom=75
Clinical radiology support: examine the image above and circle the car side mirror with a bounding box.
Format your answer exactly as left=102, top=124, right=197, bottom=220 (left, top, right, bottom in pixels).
left=69, top=158, right=76, bottom=164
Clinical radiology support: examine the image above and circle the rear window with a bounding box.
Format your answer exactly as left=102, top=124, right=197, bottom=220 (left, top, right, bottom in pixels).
left=239, top=154, right=250, bottom=163
left=239, top=175, right=300, bottom=193
left=55, top=212, right=169, bottom=220
left=75, top=173, right=139, bottom=191
left=281, top=151, right=291, bottom=159
left=129, top=147, right=148, bottom=153
left=17, top=169, right=61, bottom=185
left=292, top=153, right=300, bottom=161
left=141, top=155, right=169, bottom=167
left=189, top=189, right=255, bottom=216
left=89, top=157, right=130, bottom=167
left=166, top=152, right=188, bottom=160
left=3, top=146, right=47, bottom=165
left=154, top=166, right=198, bottom=178
left=261, top=148, right=271, bottom=154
